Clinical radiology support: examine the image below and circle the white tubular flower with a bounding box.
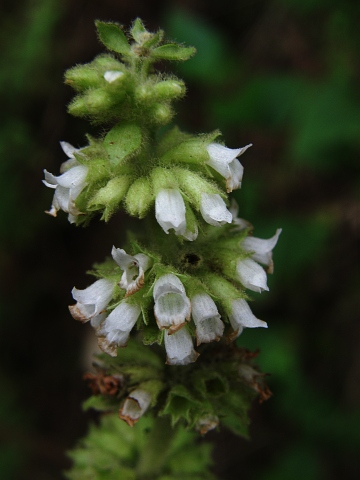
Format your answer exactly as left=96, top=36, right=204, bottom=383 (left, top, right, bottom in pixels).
left=196, top=415, right=219, bottom=435
left=229, top=199, right=253, bottom=231
left=112, top=247, right=152, bottom=296
left=191, top=293, right=224, bottom=345
left=43, top=164, right=88, bottom=222
left=69, top=279, right=114, bottom=323
left=155, top=189, right=187, bottom=236
left=236, top=257, right=269, bottom=293
left=164, top=328, right=199, bottom=365
left=153, top=274, right=191, bottom=333
left=119, top=389, right=152, bottom=427
left=229, top=298, right=267, bottom=339
left=206, top=143, right=252, bottom=192
left=200, top=193, right=232, bottom=227
left=241, top=229, right=282, bottom=274
left=104, top=70, right=124, bottom=83
left=98, top=300, right=141, bottom=356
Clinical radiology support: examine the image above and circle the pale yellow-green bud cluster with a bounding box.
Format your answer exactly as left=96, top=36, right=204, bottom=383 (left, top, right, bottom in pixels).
left=64, top=19, right=194, bottom=126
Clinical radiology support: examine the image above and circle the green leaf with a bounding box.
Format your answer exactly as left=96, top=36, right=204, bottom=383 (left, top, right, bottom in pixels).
left=143, top=30, right=164, bottom=49
left=162, top=385, right=202, bottom=425
left=82, top=395, right=119, bottom=412
left=99, top=339, right=163, bottom=370
left=130, top=18, right=146, bottom=43
left=104, top=123, right=142, bottom=167
left=121, top=365, right=161, bottom=384
left=96, top=21, right=130, bottom=55
left=151, top=44, right=196, bottom=61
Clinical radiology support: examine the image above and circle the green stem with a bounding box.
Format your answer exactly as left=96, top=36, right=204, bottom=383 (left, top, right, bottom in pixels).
left=135, top=416, right=175, bottom=478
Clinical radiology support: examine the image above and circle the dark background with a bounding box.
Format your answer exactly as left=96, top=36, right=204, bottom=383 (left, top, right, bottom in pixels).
left=1, top=0, right=360, bottom=478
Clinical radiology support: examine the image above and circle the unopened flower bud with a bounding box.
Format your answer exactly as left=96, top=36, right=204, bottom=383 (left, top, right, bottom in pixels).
left=125, top=177, right=153, bottom=218
left=65, top=66, right=102, bottom=91
left=89, top=175, right=131, bottom=220
left=68, top=89, right=117, bottom=118
left=175, top=168, right=218, bottom=205
left=153, top=79, right=185, bottom=99
left=150, top=103, right=173, bottom=125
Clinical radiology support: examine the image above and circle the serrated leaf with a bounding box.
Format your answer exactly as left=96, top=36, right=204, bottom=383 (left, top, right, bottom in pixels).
left=104, top=123, right=142, bottom=167
left=96, top=21, right=131, bottom=55
left=151, top=44, right=196, bottom=61
left=162, top=385, right=202, bottom=425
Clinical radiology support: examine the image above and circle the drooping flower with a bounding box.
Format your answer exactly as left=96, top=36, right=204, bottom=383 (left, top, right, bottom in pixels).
left=111, top=247, right=152, bottom=296
left=164, top=328, right=199, bottom=365
left=191, top=293, right=224, bottom=345
left=43, top=158, right=88, bottom=223
left=200, top=193, right=232, bottom=227
left=228, top=298, right=267, bottom=340
left=155, top=188, right=198, bottom=239
left=206, top=143, right=252, bottom=192
left=241, top=229, right=282, bottom=274
left=98, top=300, right=141, bottom=356
left=153, top=274, right=191, bottom=333
left=69, top=278, right=114, bottom=324
left=119, top=388, right=152, bottom=427
left=236, top=257, right=269, bottom=293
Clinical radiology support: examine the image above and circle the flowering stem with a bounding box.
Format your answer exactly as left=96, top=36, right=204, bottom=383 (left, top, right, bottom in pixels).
left=135, top=416, right=175, bottom=477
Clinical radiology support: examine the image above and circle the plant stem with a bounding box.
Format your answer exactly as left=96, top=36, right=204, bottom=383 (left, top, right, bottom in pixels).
left=135, top=416, right=174, bottom=478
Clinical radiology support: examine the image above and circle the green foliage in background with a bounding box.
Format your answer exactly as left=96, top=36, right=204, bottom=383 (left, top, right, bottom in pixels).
left=1, top=0, right=360, bottom=478
left=164, top=2, right=360, bottom=479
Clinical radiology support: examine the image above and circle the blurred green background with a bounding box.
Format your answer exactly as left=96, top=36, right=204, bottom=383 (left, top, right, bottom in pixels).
left=1, top=0, right=359, bottom=478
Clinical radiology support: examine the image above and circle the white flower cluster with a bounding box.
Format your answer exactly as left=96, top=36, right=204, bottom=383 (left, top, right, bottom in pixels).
left=43, top=142, right=88, bottom=223
left=155, top=189, right=232, bottom=241
left=42, top=142, right=252, bottom=237
left=154, top=143, right=251, bottom=239
left=68, top=223, right=280, bottom=364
